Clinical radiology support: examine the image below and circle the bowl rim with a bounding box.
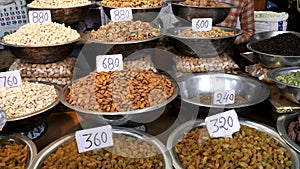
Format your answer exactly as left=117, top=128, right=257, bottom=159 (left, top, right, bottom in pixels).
left=177, top=72, right=270, bottom=108
left=277, top=112, right=300, bottom=154
left=247, top=31, right=300, bottom=58
left=167, top=118, right=300, bottom=169
left=171, top=1, right=235, bottom=8
left=31, top=127, right=172, bottom=169
left=59, top=72, right=178, bottom=115
left=26, top=2, right=92, bottom=9
left=267, top=66, right=300, bottom=88
left=163, top=26, right=244, bottom=40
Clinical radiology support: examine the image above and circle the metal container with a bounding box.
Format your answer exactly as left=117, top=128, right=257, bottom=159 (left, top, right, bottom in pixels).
left=178, top=73, right=270, bottom=109
left=277, top=112, right=300, bottom=154
left=268, top=67, right=300, bottom=104
left=167, top=118, right=300, bottom=169
left=27, top=4, right=91, bottom=25
left=0, top=133, right=37, bottom=169
left=30, top=127, right=172, bottom=169
left=60, top=74, right=178, bottom=126
left=164, top=26, right=243, bottom=57
left=171, top=2, right=234, bottom=24
left=101, top=5, right=162, bottom=22
left=86, top=35, right=161, bottom=57
left=247, top=31, right=300, bottom=68
left=0, top=38, right=80, bottom=64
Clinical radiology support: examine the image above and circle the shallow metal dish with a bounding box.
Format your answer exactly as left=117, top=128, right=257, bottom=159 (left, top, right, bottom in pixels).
left=101, top=5, right=162, bottom=22
left=60, top=74, right=178, bottom=125
left=86, top=35, right=161, bottom=57
left=167, top=118, right=300, bottom=169
left=31, top=127, right=172, bottom=169
left=164, top=26, right=243, bottom=57
left=267, top=67, right=300, bottom=104
left=0, top=133, right=37, bottom=169
left=247, top=31, right=300, bottom=68
left=171, top=2, right=234, bottom=24
left=0, top=37, right=80, bottom=64
left=277, top=112, right=300, bottom=154
left=27, top=4, right=91, bottom=25
left=178, top=73, right=270, bottom=109
left=5, top=82, right=61, bottom=122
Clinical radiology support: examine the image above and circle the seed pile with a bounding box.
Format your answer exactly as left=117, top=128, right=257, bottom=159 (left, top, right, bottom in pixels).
left=178, top=27, right=235, bottom=38
left=180, top=0, right=230, bottom=7
left=275, top=71, right=300, bottom=86
left=101, top=0, right=163, bottom=8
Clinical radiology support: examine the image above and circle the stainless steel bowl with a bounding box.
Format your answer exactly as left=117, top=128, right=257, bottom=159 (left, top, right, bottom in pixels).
left=31, top=127, right=172, bottom=169
left=60, top=74, right=178, bottom=125
left=27, top=4, right=91, bottom=25
left=267, top=67, right=300, bottom=104
left=167, top=118, right=300, bottom=169
left=101, top=5, right=162, bottom=22
left=171, top=2, right=234, bottom=24
left=164, top=26, right=243, bottom=57
left=86, top=35, right=161, bottom=57
left=247, top=31, right=300, bottom=68
left=277, top=112, right=300, bottom=154
left=0, top=38, right=80, bottom=64
left=178, top=73, right=270, bottom=109
left=0, top=133, right=37, bottom=169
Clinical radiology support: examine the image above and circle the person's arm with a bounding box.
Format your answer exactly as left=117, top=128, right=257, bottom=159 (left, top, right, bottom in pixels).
left=234, top=0, right=255, bottom=44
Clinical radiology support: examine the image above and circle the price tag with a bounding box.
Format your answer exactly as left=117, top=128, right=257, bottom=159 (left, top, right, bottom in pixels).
left=0, top=70, right=22, bottom=88
left=110, top=8, right=133, bottom=22
left=213, top=90, right=235, bottom=105
left=205, top=109, right=240, bottom=138
left=96, top=54, right=123, bottom=72
left=28, top=10, right=52, bottom=24
left=192, top=18, right=212, bottom=32
left=75, top=125, right=113, bottom=153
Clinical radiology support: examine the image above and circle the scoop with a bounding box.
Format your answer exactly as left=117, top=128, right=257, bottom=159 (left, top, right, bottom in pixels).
left=0, top=110, right=6, bottom=131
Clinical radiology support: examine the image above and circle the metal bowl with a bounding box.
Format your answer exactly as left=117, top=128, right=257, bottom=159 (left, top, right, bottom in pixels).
left=267, top=67, right=300, bottom=104
left=101, top=5, right=162, bottom=22
left=0, top=133, right=37, bottom=169
left=60, top=74, right=178, bottom=125
left=171, top=2, right=234, bottom=24
left=277, top=112, right=300, bottom=154
left=164, top=26, right=243, bottom=57
left=178, top=73, right=270, bottom=109
left=167, top=118, right=300, bottom=169
left=247, top=31, right=300, bottom=68
left=86, top=35, right=161, bottom=57
left=0, top=37, right=80, bottom=64
left=31, top=127, right=172, bottom=169
left=27, top=4, right=91, bottom=25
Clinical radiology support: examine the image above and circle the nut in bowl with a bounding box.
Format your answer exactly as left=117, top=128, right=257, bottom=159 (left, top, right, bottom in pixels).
left=167, top=118, right=300, bottom=169
left=267, top=67, right=300, bottom=104
left=31, top=127, right=172, bottom=168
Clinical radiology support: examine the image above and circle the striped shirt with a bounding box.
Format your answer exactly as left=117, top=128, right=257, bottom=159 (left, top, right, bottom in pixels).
left=217, top=0, right=255, bottom=44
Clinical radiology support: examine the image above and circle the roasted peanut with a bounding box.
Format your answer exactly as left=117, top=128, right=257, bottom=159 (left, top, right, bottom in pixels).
left=178, top=27, right=235, bottom=38
left=101, top=0, right=163, bottom=8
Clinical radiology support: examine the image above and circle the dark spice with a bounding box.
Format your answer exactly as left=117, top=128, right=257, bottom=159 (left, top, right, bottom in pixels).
left=251, top=33, right=300, bottom=56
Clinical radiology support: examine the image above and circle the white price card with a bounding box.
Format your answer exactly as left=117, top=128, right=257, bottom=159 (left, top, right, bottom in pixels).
left=205, top=110, right=240, bottom=138
left=110, top=8, right=133, bottom=22
left=213, top=90, right=235, bottom=105
left=29, top=10, right=52, bottom=24
left=96, top=54, right=123, bottom=72
left=75, top=125, right=114, bottom=153
left=0, top=70, right=22, bottom=88
left=192, top=18, right=212, bottom=32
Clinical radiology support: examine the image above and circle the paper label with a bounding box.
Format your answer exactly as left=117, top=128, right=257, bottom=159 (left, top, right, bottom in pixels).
left=28, top=10, right=51, bottom=24
left=192, top=18, right=212, bottom=32
left=213, top=90, right=235, bottom=105
left=110, top=8, right=132, bottom=22
left=0, top=70, right=22, bottom=88
left=96, top=54, right=123, bottom=72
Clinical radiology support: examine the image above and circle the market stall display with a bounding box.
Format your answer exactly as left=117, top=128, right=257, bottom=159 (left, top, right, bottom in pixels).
left=31, top=127, right=172, bottom=169
left=247, top=31, right=300, bottom=68
left=0, top=133, right=37, bottom=169
left=171, top=0, right=233, bottom=24
left=167, top=119, right=300, bottom=169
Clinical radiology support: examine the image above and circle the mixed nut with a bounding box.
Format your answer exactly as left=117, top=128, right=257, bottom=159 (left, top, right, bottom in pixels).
left=180, top=0, right=230, bottom=7
left=100, top=0, right=163, bottom=8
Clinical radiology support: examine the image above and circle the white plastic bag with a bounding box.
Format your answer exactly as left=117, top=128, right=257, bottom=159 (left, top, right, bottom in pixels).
left=254, top=11, right=289, bottom=33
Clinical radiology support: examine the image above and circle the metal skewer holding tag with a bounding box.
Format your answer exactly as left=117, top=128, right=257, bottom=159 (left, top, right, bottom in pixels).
left=0, top=110, right=7, bottom=131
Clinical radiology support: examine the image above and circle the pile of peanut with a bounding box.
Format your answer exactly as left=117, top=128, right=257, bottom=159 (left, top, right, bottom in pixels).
left=67, top=69, right=175, bottom=112
left=0, top=81, right=58, bottom=119
left=180, top=0, right=230, bottom=7
left=27, top=0, right=91, bottom=8
left=2, top=22, right=80, bottom=46
left=89, top=20, right=160, bottom=42
left=178, top=27, right=235, bottom=38
left=101, top=0, right=163, bottom=8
